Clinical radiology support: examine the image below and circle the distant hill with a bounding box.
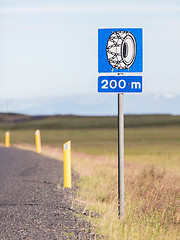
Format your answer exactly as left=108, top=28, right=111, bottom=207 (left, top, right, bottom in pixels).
left=0, top=113, right=48, bottom=123
left=0, top=113, right=180, bottom=130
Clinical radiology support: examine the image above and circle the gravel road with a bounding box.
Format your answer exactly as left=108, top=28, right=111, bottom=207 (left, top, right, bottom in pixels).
left=0, top=147, right=96, bottom=240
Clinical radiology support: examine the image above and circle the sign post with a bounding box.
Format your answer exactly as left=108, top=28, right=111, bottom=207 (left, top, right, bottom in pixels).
left=118, top=93, right=124, bottom=216
left=98, top=28, right=143, bottom=217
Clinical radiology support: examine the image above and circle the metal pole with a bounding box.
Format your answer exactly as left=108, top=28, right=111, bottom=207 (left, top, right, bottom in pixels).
left=118, top=93, right=124, bottom=217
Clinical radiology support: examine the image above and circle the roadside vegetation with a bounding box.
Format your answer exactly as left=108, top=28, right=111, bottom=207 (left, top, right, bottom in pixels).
left=0, top=114, right=179, bottom=239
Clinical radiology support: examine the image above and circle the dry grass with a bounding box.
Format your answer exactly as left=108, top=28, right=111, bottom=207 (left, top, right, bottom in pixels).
left=73, top=155, right=180, bottom=239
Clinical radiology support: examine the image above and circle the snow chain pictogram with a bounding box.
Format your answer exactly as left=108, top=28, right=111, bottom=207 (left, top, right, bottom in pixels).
left=106, top=31, right=136, bottom=70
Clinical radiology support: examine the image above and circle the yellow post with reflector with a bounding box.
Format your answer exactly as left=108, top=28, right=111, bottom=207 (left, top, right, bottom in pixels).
left=63, top=141, right=71, bottom=188
left=35, top=130, right=41, bottom=153
left=5, top=131, right=10, bottom=148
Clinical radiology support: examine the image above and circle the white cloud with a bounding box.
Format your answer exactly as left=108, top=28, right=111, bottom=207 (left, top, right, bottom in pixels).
left=0, top=4, right=179, bottom=14
left=154, top=94, right=160, bottom=100
left=164, top=93, right=176, bottom=99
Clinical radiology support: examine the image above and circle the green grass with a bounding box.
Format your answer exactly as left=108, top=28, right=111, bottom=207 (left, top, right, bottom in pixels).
left=1, top=125, right=179, bottom=171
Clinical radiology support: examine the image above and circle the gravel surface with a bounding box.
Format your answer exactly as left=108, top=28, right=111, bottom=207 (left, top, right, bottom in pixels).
left=0, top=147, right=97, bottom=239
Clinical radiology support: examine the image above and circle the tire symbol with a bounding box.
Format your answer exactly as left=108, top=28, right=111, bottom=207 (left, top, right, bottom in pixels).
left=106, top=31, right=136, bottom=70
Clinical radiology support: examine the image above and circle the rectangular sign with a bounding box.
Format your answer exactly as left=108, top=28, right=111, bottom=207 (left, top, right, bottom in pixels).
left=98, top=76, right=143, bottom=93
left=98, top=28, right=143, bottom=73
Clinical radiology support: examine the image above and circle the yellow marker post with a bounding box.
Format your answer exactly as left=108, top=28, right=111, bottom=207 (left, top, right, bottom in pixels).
left=35, top=130, right=41, bottom=153
left=5, top=131, right=10, bottom=148
left=63, top=141, right=71, bottom=188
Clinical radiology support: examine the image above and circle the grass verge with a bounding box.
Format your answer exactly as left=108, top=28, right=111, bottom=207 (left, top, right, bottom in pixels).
left=14, top=144, right=180, bottom=240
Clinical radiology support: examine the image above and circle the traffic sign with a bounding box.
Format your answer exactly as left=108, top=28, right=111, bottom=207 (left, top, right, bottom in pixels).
left=98, top=76, right=143, bottom=93
left=98, top=28, right=143, bottom=73
left=97, top=27, right=144, bottom=217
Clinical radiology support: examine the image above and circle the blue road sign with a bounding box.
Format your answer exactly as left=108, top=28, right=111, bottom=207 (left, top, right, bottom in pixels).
left=98, top=76, right=143, bottom=93
left=98, top=28, right=143, bottom=73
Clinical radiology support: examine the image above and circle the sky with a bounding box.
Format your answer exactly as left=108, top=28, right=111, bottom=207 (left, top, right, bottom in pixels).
left=0, top=0, right=180, bottom=115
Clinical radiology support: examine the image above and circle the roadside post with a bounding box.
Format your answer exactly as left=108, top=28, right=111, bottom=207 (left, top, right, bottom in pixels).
left=35, top=130, right=41, bottom=153
left=98, top=28, right=143, bottom=217
left=5, top=131, right=10, bottom=148
left=63, top=141, right=72, bottom=188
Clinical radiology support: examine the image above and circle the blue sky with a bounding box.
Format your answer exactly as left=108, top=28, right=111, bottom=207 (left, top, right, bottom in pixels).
left=0, top=0, right=180, bottom=115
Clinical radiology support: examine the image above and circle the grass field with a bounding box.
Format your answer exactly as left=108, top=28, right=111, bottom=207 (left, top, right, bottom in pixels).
left=0, top=114, right=179, bottom=239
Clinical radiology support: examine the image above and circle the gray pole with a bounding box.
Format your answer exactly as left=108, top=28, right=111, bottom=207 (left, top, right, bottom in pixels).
left=118, top=93, right=124, bottom=217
